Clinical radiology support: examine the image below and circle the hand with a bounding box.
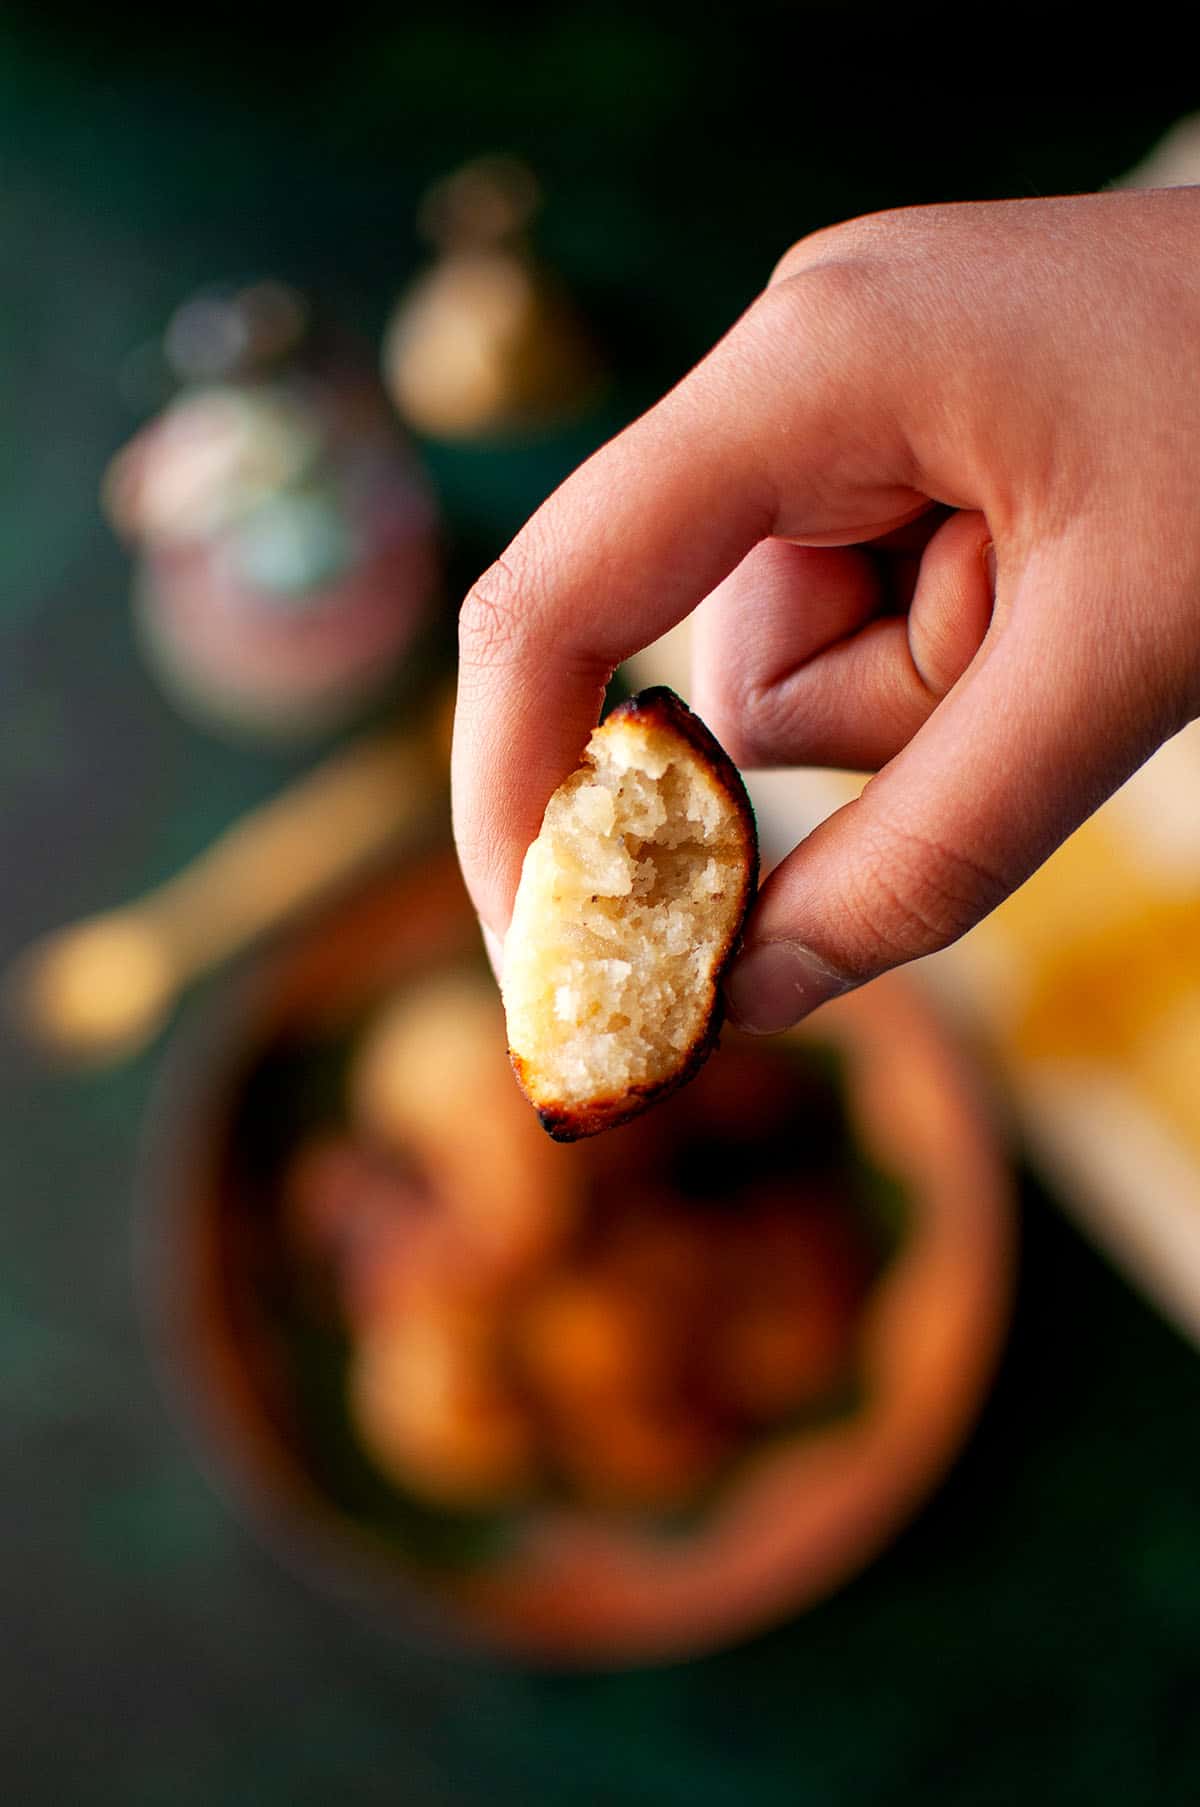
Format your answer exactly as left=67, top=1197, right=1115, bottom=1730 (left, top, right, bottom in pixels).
left=453, top=189, right=1200, bottom=1031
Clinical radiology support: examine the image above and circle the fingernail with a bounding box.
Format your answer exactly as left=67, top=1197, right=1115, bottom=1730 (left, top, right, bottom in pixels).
left=481, top=922, right=505, bottom=984
left=725, top=941, right=850, bottom=1034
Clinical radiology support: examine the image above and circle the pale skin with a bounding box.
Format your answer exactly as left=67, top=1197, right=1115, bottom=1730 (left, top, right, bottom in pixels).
left=453, top=189, right=1200, bottom=1033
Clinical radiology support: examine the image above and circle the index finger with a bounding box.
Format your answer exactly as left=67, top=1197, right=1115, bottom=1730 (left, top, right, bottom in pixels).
left=451, top=275, right=925, bottom=938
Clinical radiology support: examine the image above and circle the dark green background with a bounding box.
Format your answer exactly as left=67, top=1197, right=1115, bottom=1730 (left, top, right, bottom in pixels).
left=3, top=10, right=1200, bottom=1802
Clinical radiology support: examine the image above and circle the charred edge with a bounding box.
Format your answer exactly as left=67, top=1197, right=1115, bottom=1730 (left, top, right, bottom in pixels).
left=519, top=993, right=730, bottom=1144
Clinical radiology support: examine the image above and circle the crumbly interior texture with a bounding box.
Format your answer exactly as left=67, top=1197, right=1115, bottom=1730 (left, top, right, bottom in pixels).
left=503, top=713, right=749, bottom=1110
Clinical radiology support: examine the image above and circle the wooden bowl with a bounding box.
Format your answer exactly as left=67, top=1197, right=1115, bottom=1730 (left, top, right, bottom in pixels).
left=139, top=846, right=1014, bottom=1667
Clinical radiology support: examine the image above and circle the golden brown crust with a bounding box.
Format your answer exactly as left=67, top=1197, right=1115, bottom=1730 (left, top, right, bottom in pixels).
left=508, top=687, right=759, bottom=1142
left=513, top=1017, right=724, bottom=1142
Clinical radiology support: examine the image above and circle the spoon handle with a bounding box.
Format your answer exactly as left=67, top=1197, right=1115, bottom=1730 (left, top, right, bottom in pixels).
left=146, top=720, right=444, bottom=974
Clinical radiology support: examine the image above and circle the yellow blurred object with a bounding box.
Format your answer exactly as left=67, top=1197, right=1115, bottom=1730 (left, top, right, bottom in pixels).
left=950, top=749, right=1200, bottom=1345
left=383, top=155, right=600, bottom=441
left=13, top=914, right=177, bottom=1061
left=1014, top=895, right=1200, bottom=1068
left=972, top=727, right=1200, bottom=1156
left=349, top=1306, right=538, bottom=1508
left=1132, top=988, right=1200, bottom=1154
left=1002, top=878, right=1200, bottom=1159
left=351, top=972, right=576, bottom=1285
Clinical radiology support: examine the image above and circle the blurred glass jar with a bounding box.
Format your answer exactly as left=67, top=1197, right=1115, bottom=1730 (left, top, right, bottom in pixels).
left=105, top=282, right=440, bottom=744
left=383, top=157, right=601, bottom=442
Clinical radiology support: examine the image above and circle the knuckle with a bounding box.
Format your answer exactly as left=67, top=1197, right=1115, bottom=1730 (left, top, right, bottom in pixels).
left=836, top=815, right=1009, bottom=973
left=767, top=206, right=909, bottom=289
left=459, top=550, right=538, bottom=672
left=748, top=254, right=892, bottom=387
left=693, top=640, right=796, bottom=767
left=768, top=217, right=875, bottom=287
left=758, top=254, right=874, bottom=333
left=768, top=235, right=823, bottom=288
left=720, top=675, right=803, bottom=769
left=761, top=208, right=944, bottom=357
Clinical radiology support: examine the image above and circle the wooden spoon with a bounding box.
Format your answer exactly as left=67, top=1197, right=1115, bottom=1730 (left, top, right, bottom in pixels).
left=8, top=716, right=446, bottom=1065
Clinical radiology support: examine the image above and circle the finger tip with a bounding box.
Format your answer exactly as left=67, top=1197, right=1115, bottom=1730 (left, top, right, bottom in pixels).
left=724, top=939, right=850, bottom=1035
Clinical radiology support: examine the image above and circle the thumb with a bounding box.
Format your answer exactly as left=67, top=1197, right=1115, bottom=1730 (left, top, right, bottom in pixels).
left=724, top=544, right=1178, bottom=1032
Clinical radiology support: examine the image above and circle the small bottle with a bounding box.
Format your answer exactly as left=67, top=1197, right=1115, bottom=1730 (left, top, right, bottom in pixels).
left=105, top=282, right=440, bottom=744
left=383, top=156, right=601, bottom=442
